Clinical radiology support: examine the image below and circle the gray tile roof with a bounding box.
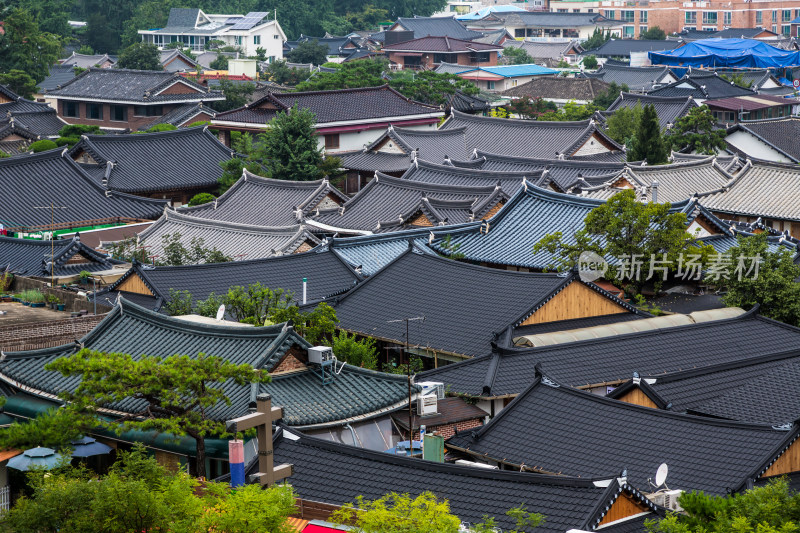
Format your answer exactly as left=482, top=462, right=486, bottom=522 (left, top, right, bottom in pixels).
left=366, top=125, right=470, bottom=161
left=39, top=64, right=77, bottom=92
left=214, top=85, right=442, bottom=126
left=0, top=235, right=122, bottom=277
left=603, top=92, right=698, bottom=129
left=137, top=210, right=321, bottom=262
left=447, top=373, right=798, bottom=495
left=164, top=8, right=202, bottom=30
left=1, top=111, right=66, bottom=138
left=311, top=173, right=506, bottom=233
left=60, top=52, right=115, bottom=69
left=159, top=49, right=201, bottom=72
left=504, top=40, right=583, bottom=61
left=418, top=308, right=800, bottom=396
left=393, top=16, right=483, bottom=40
left=241, top=427, right=659, bottom=533
left=383, top=36, right=502, bottom=53
left=590, top=39, right=682, bottom=58
left=332, top=247, right=621, bottom=358
left=648, top=72, right=757, bottom=99
left=106, top=245, right=362, bottom=307
left=0, top=149, right=167, bottom=229
left=140, top=103, right=216, bottom=130
left=180, top=171, right=347, bottom=227
left=504, top=76, right=611, bottom=102
left=336, top=150, right=414, bottom=173
left=447, top=90, right=491, bottom=113
left=400, top=158, right=534, bottom=195
left=69, top=127, right=233, bottom=194
left=726, top=117, right=800, bottom=163
left=582, top=63, right=675, bottom=92
left=433, top=61, right=472, bottom=75
left=440, top=109, right=623, bottom=158
left=46, top=68, right=224, bottom=104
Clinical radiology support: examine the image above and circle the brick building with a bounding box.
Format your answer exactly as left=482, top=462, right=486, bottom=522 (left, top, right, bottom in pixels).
left=383, top=36, right=503, bottom=70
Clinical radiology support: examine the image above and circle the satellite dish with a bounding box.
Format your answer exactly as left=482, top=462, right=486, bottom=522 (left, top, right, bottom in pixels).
left=655, top=463, right=669, bottom=487
left=215, top=304, right=226, bottom=321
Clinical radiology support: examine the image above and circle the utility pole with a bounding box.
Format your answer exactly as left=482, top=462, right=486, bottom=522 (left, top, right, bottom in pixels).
left=32, top=203, right=68, bottom=289
left=387, top=316, right=424, bottom=455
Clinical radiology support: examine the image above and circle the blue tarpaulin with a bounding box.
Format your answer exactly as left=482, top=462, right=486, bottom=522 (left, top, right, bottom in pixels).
left=649, top=39, right=800, bottom=69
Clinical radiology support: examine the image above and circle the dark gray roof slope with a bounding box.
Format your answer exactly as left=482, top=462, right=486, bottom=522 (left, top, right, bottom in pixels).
left=0, top=85, right=65, bottom=137
left=214, top=86, right=441, bottom=126
left=0, top=149, right=167, bottom=229
left=69, top=127, right=232, bottom=194
left=582, top=63, right=675, bottom=92
left=368, top=125, right=470, bottom=161
left=140, top=103, right=216, bottom=130
left=0, top=235, right=121, bottom=277
left=60, top=52, right=115, bottom=69
left=137, top=210, right=321, bottom=262
left=504, top=76, right=611, bottom=102
left=336, top=150, right=414, bottom=174
left=393, top=16, right=482, bottom=40
left=418, top=308, right=800, bottom=396
left=311, top=173, right=506, bottom=233
left=333, top=248, right=633, bottom=358
left=106, top=246, right=362, bottom=308
left=726, top=117, right=800, bottom=163
left=603, top=92, right=698, bottom=129
left=440, top=110, right=623, bottom=158
left=589, top=39, right=682, bottom=58
left=180, top=171, right=347, bottom=227
left=46, top=68, right=224, bottom=104
left=648, top=72, right=756, bottom=99
left=400, top=159, right=535, bottom=195
left=246, top=427, right=660, bottom=533
left=447, top=374, right=798, bottom=495
left=39, top=64, right=77, bottom=92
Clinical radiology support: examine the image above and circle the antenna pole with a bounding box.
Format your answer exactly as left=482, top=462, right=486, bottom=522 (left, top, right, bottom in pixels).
left=388, top=315, right=424, bottom=455
left=32, top=203, right=67, bottom=289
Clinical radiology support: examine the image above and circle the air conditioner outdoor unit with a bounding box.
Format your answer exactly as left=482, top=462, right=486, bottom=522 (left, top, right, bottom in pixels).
left=417, top=394, right=438, bottom=416
left=417, top=381, right=445, bottom=399
left=648, top=490, right=684, bottom=512
left=307, top=346, right=333, bottom=364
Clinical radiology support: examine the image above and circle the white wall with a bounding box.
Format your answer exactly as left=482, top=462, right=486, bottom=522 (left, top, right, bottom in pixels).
left=726, top=129, right=793, bottom=163
left=322, top=122, right=438, bottom=153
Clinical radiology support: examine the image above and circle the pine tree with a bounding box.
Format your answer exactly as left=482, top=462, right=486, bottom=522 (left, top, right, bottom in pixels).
left=257, top=105, right=325, bottom=181
left=629, top=104, right=668, bottom=165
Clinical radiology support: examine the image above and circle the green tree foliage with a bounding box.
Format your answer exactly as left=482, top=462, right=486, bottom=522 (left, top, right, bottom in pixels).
left=59, top=124, right=104, bottom=137
left=218, top=157, right=264, bottom=194
left=346, top=5, right=390, bottom=30
left=265, top=59, right=311, bottom=85
left=210, top=53, right=230, bottom=70
left=605, top=102, right=643, bottom=147
left=270, top=302, right=338, bottom=345
left=720, top=232, right=800, bottom=327
left=639, top=26, right=667, bottom=40
left=21, top=0, right=72, bottom=38
left=116, top=41, right=162, bottom=70
left=582, top=55, right=598, bottom=69
left=539, top=101, right=597, bottom=121
left=29, top=139, right=59, bottom=153
left=195, top=292, right=225, bottom=317
left=502, top=46, right=535, bottom=65
left=582, top=27, right=611, bottom=50
left=258, top=105, right=325, bottom=181
left=665, top=105, right=727, bottom=155
left=287, top=40, right=330, bottom=66
left=106, top=237, right=148, bottom=263
left=211, top=79, right=257, bottom=112
left=331, top=330, right=378, bottom=370
left=0, top=9, right=63, bottom=84
left=628, top=104, right=668, bottom=164
left=0, top=70, right=37, bottom=100
left=188, top=192, right=216, bottom=207
left=592, top=81, right=629, bottom=110
left=0, top=444, right=297, bottom=533
left=720, top=72, right=753, bottom=88
left=223, top=283, right=294, bottom=325
left=144, top=123, right=178, bottom=133
left=158, top=232, right=232, bottom=266
left=165, top=288, right=194, bottom=316
left=296, top=58, right=384, bottom=91
left=77, top=45, right=95, bottom=55
left=646, top=478, right=800, bottom=533
left=45, top=350, right=269, bottom=479
left=506, top=96, right=558, bottom=120
left=0, top=407, right=93, bottom=451
left=533, top=189, right=711, bottom=295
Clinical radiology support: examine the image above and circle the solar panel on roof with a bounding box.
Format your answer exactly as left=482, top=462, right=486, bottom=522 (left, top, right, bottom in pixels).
left=225, top=17, right=242, bottom=25
left=229, top=12, right=269, bottom=30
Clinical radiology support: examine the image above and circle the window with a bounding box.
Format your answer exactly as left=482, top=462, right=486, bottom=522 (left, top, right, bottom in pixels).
left=324, top=134, right=339, bottom=150
left=110, top=105, right=127, bottom=122
left=433, top=53, right=457, bottom=63
left=772, top=10, right=778, bottom=22
left=784, top=25, right=791, bottom=36
left=756, top=11, right=762, bottom=24
left=685, top=11, right=697, bottom=24
left=640, top=10, right=648, bottom=23
left=557, top=9, right=568, bottom=13
left=469, top=52, right=491, bottom=63
left=487, top=81, right=495, bottom=90
left=621, top=10, right=634, bottom=22
left=512, top=80, right=518, bottom=87
left=640, top=25, right=648, bottom=33
left=133, top=105, right=163, bottom=117
left=573, top=9, right=580, bottom=13
left=624, top=25, right=635, bottom=37
left=254, top=35, right=261, bottom=45
left=63, top=101, right=78, bottom=118
left=773, top=24, right=778, bottom=33
left=514, top=28, right=526, bottom=38
left=234, top=36, right=242, bottom=45
left=274, top=34, right=279, bottom=39
left=724, top=12, right=731, bottom=25
left=86, top=103, right=102, bottom=120
left=784, top=9, right=792, bottom=21
left=702, top=12, right=717, bottom=24
left=604, top=10, right=615, bottom=19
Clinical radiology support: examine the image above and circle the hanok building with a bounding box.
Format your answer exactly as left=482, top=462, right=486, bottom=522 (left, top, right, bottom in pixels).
left=581, top=62, right=678, bottom=93
left=502, top=40, right=584, bottom=66
left=0, top=85, right=66, bottom=155
left=398, top=159, right=536, bottom=195
left=0, top=149, right=167, bottom=235
left=382, top=36, right=503, bottom=71
left=587, top=38, right=682, bottom=60
left=159, top=49, right=202, bottom=72
left=67, top=126, right=233, bottom=205
left=60, top=52, right=116, bottom=69
left=647, top=72, right=756, bottom=103
left=138, top=8, right=286, bottom=59
left=178, top=171, right=348, bottom=227
left=136, top=209, right=321, bottom=262
left=503, top=76, right=611, bottom=105
left=0, top=234, right=123, bottom=280
left=211, top=86, right=444, bottom=153
left=384, top=16, right=484, bottom=41
left=46, top=68, right=224, bottom=131
left=599, top=92, right=698, bottom=129
left=463, top=11, right=623, bottom=40
left=725, top=117, right=800, bottom=163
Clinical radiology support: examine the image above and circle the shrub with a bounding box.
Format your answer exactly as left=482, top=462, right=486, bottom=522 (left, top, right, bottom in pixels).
left=188, top=193, right=216, bottom=207
left=29, top=139, right=58, bottom=152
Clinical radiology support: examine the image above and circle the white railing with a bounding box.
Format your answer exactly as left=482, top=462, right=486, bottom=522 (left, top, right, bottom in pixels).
left=0, top=485, right=10, bottom=512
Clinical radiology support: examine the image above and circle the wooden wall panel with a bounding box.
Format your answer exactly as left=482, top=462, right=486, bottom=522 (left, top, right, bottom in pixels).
left=616, top=388, right=659, bottom=409
left=482, top=201, right=505, bottom=220
left=762, top=439, right=800, bottom=478
left=520, top=281, right=628, bottom=326
left=598, top=493, right=650, bottom=526
left=409, top=213, right=433, bottom=227
left=115, top=274, right=153, bottom=296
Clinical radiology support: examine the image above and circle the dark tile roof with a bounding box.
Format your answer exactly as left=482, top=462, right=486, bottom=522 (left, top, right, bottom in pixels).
left=214, top=85, right=441, bottom=126
left=582, top=63, right=675, bottom=92
left=400, top=159, right=534, bottom=195
left=447, top=373, right=798, bottom=495
left=164, top=8, right=202, bottom=30
left=504, top=76, right=611, bottom=102
left=366, top=125, right=470, bottom=161
left=0, top=235, right=122, bottom=277
left=106, top=246, right=362, bottom=307
left=447, top=90, right=491, bottom=113
left=137, top=210, right=321, bottom=262
left=332, top=248, right=630, bottom=358
left=0, top=298, right=312, bottom=421
left=39, top=64, right=77, bottom=92
left=393, top=16, right=483, bottom=40
left=46, top=68, right=224, bottom=104
left=648, top=72, right=757, bottom=99
left=440, top=110, right=623, bottom=159
left=603, top=92, right=698, bottom=129
left=140, top=103, right=216, bottom=130
left=336, top=150, right=414, bottom=173
left=512, top=312, right=644, bottom=338
left=1, top=111, right=66, bottom=138
left=0, top=149, right=167, bottom=229
left=159, top=49, right=201, bottom=72
left=69, top=127, right=232, bottom=194
left=714, top=28, right=779, bottom=39
left=418, top=308, right=800, bottom=396
left=726, top=117, right=800, bottom=163
left=310, top=173, right=506, bottom=233
left=383, top=36, right=502, bottom=53
left=649, top=293, right=725, bottom=314
left=179, top=171, right=347, bottom=226
left=589, top=39, right=682, bottom=58
left=60, top=52, right=115, bottom=69
left=709, top=68, right=777, bottom=90
left=504, top=40, right=583, bottom=61
left=246, top=426, right=660, bottom=533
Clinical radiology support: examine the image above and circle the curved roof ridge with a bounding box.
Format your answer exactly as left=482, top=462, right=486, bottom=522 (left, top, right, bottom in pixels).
left=449, top=109, right=591, bottom=128
left=371, top=171, right=500, bottom=194
left=625, top=156, right=716, bottom=172
left=145, top=209, right=317, bottom=236
left=475, top=150, right=624, bottom=168
left=413, top=158, right=532, bottom=177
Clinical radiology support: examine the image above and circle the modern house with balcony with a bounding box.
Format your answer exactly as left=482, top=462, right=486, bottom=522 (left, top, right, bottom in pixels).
left=383, top=36, right=503, bottom=70
left=138, top=8, right=285, bottom=60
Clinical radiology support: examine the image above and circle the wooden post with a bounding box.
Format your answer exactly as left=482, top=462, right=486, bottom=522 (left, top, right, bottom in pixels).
left=226, top=393, right=293, bottom=487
